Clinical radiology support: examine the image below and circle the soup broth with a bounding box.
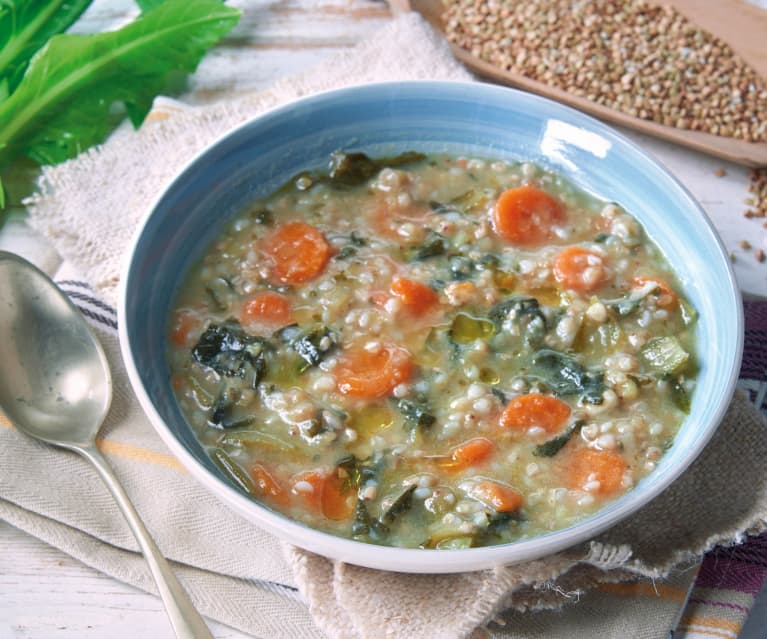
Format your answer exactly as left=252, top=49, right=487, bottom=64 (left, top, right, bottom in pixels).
left=167, top=151, right=697, bottom=549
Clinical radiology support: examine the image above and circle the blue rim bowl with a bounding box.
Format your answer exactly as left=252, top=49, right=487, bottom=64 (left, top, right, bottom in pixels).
left=119, top=81, right=743, bottom=573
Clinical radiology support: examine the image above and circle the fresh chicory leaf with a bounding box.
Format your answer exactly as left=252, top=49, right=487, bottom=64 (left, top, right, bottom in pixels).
left=0, top=0, right=94, bottom=93
left=0, top=0, right=240, bottom=169
left=134, top=0, right=167, bottom=12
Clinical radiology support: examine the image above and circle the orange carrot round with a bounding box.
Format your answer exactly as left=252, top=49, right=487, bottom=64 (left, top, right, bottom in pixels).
left=553, top=247, right=608, bottom=293
left=170, top=309, right=201, bottom=347
left=290, top=470, right=355, bottom=520
left=468, top=480, right=523, bottom=512
left=239, top=291, right=293, bottom=328
left=563, top=448, right=628, bottom=495
left=390, top=276, right=439, bottom=315
left=492, top=185, right=565, bottom=246
left=335, top=342, right=413, bottom=398
left=500, top=393, right=571, bottom=434
left=251, top=464, right=289, bottom=507
left=264, top=221, right=331, bottom=285
left=438, top=437, right=495, bottom=472
left=632, top=276, right=679, bottom=310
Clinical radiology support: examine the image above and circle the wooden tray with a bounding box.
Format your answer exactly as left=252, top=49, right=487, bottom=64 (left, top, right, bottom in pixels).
left=392, top=0, right=767, bottom=167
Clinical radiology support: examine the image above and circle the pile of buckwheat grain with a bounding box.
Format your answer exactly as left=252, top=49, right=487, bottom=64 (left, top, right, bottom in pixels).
left=443, top=0, right=767, bottom=142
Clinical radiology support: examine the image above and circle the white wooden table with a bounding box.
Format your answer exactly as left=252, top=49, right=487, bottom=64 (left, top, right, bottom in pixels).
left=2, top=1, right=767, bottom=637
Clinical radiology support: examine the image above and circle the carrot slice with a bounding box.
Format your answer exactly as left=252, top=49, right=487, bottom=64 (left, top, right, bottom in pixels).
left=290, top=470, right=355, bottom=520
left=170, top=309, right=200, bottom=347
left=563, top=448, right=628, bottom=495
left=335, top=342, right=413, bottom=398
left=251, top=464, right=289, bottom=507
left=553, top=247, right=608, bottom=293
left=239, top=291, right=293, bottom=328
left=438, top=437, right=495, bottom=472
left=499, top=393, right=571, bottom=434
left=390, top=276, right=439, bottom=315
left=468, top=480, right=523, bottom=512
left=321, top=471, right=356, bottom=520
left=632, top=276, right=679, bottom=310
left=492, top=185, right=565, bottom=246
left=264, top=221, right=331, bottom=285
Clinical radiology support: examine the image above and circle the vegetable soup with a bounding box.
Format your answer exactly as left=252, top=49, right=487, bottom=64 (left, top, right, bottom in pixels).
left=167, top=151, right=697, bottom=549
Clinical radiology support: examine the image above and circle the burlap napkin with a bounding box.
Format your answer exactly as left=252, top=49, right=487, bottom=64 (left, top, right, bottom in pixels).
left=4, top=11, right=767, bottom=639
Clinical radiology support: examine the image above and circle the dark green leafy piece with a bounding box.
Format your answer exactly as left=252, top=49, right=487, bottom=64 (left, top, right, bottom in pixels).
left=412, top=231, right=448, bottom=261
left=326, top=150, right=426, bottom=187
left=336, top=454, right=381, bottom=491
left=192, top=320, right=268, bottom=387
left=333, top=232, right=366, bottom=260
left=0, top=0, right=241, bottom=169
left=531, top=349, right=604, bottom=404
left=351, top=499, right=372, bottom=537
left=665, top=374, right=692, bottom=413
left=254, top=209, right=273, bottom=225
left=449, top=255, right=475, bottom=280
left=395, top=397, right=436, bottom=430
left=210, top=448, right=255, bottom=496
left=380, top=484, right=417, bottom=526
left=209, top=396, right=256, bottom=430
left=489, top=296, right=547, bottom=347
left=429, top=200, right=460, bottom=215
left=204, top=277, right=233, bottom=311
left=533, top=421, right=584, bottom=457
left=278, top=324, right=337, bottom=372
left=476, top=510, right=524, bottom=545
left=603, top=281, right=659, bottom=317
left=335, top=246, right=357, bottom=260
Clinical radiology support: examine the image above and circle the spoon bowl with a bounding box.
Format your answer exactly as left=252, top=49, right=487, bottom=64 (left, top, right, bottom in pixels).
left=0, top=251, right=212, bottom=639
left=0, top=254, right=111, bottom=448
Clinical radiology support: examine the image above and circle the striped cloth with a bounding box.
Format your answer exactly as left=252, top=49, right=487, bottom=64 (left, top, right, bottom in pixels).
left=670, top=301, right=767, bottom=639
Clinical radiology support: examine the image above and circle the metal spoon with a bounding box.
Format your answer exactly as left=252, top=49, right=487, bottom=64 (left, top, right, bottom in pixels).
left=0, top=251, right=213, bottom=639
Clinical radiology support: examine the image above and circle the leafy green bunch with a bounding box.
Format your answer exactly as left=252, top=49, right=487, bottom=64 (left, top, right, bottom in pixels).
left=0, top=0, right=242, bottom=209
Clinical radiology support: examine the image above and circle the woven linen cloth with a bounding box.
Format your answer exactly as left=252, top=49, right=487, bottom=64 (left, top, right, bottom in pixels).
left=2, top=11, right=767, bottom=639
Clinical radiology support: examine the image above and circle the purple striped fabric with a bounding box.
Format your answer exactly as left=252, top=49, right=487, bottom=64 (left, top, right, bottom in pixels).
left=692, top=301, right=767, bottom=595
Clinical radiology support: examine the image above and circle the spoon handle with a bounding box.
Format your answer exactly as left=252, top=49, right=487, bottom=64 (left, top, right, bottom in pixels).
left=77, top=443, right=214, bottom=639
